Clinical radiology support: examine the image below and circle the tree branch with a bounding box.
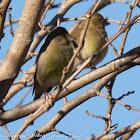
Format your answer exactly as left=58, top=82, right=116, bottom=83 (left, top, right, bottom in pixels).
left=92, top=118, right=140, bottom=140
left=26, top=51, right=140, bottom=139
left=0, top=0, right=11, bottom=41
left=0, top=46, right=139, bottom=126
left=0, top=66, right=35, bottom=106
left=0, top=0, right=45, bottom=101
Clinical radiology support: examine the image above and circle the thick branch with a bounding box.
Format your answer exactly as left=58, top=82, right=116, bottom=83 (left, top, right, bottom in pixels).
left=0, top=0, right=45, bottom=101
left=0, top=66, right=35, bottom=106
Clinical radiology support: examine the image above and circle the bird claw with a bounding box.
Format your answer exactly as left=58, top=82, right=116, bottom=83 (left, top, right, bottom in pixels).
left=90, top=66, right=96, bottom=72
left=44, top=92, right=54, bottom=107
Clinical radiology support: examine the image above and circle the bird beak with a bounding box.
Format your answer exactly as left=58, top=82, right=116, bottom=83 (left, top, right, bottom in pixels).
left=104, top=17, right=110, bottom=26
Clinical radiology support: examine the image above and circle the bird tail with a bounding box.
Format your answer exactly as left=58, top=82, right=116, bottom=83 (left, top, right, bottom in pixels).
left=33, top=86, right=53, bottom=100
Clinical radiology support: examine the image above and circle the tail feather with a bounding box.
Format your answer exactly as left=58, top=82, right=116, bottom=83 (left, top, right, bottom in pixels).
left=33, top=85, right=53, bottom=101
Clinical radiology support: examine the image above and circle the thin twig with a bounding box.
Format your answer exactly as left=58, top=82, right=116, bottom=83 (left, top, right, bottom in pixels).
left=12, top=99, right=53, bottom=140
left=43, top=0, right=55, bottom=19
left=16, top=86, right=33, bottom=107
left=85, top=110, right=108, bottom=121
left=97, top=92, right=140, bottom=112
left=134, top=0, right=140, bottom=7
left=90, top=0, right=103, bottom=16
left=57, top=18, right=61, bottom=27
left=110, top=43, right=118, bottom=58
left=39, top=0, right=55, bottom=29
left=24, top=52, right=38, bottom=63
left=94, top=118, right=140, bottom=140
left=2, top=125, right=12, bottom=140
left=108, top=19, right=126, bottom=25
left=63, top=97, right=68, bottom=104
left=104, top=78, right=116, bottom=134
left=115, top=0, right=130, bottom=4
left=19, top=69, right=34, bottom=75
left=8, top=13, right=14, bottom=37
left=4, top=18, right=19, bottom=28
left=119, top=0, right=138, bottom=56
left=12, top=74, right=34, bottom=85
left=117, top=91, right=134, bottom=100
left=118, top=12, right=129, bottom=31
left=63, top=17, right=86, bottom=22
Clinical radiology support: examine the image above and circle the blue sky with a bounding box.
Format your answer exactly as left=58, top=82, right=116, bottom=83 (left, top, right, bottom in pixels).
left=0, top=0, right=140, bottom=139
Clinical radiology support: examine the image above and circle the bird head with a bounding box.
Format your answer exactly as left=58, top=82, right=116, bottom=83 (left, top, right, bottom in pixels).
left=90, top=13, right=110, bottom=27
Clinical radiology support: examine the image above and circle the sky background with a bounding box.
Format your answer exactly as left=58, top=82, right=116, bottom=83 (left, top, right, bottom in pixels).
left=0, top=0, right=140, bottom=139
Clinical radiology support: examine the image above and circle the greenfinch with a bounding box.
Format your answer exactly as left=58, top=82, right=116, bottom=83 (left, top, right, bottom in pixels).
left=71, top=13, right=109, bottom=70
left=33, top=27, right=74, bottom=100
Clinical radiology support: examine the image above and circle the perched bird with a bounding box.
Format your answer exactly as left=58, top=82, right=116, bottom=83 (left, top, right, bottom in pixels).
left=71, top=13, right=110, bottom=70
left=33, top=27, right=74, bottom=100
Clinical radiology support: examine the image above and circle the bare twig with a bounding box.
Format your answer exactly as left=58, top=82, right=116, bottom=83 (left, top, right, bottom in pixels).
left=110, top=43, right=118, bottom=58
left=118, top=12, right=129, bottom=31
left=93, top=118, right=140, bottom=140
left=39, top=0, right=55, bottom=29
left=85, top=110, right=108, bottom=121
left=108, top=19, right=126, bottom=25
left=16, top=86, right=33, bottom=107
left=102, top=6, right=137, bottom=135
left=115, top=0, right=130, bottom=4
left=8, top=13, right=14, bottom=37
left=57, top=18, right=61, bottom=27
left=117, top=91, right=134, bottom=100
left=97, top=92, right=140, bottom=112
left=63, top=17, right=86, bottom=22
left=119, top=0, right=138, bottom=56
left=104, top=78, right=116, bottom=134
left=0, top=0, right=11, bottom=40
left=2, top=125, right=12, bottom=140
left=19, top=69, right=34, bottom=75
left=63, top=97, right=68, bottom=105
left=40, top=0, right=53, bottom=23
left=4, top=18, right=19, bottom=28
left=12, top=99, right=53, bottom=140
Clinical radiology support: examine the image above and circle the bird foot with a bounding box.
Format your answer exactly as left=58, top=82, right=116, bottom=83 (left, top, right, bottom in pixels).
left=90, top=66, right=96, bottom=72
left=44, top=92, right=54, bottom=107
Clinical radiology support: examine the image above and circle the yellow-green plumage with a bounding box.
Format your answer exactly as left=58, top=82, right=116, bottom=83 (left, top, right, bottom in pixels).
left=71, top=13, right=109, bottom=70
left=33, top=27, right=74, bottom=100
